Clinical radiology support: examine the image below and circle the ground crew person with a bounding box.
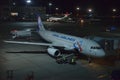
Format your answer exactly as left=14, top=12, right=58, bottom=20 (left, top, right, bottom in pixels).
left=69, top=56, right=76, bottom=64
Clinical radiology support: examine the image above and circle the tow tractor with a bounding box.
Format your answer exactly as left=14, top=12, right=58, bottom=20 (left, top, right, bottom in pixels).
left=56, top=53, right=77, bottom=65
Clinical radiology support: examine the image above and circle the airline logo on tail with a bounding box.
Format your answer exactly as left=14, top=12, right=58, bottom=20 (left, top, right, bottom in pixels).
left=38, top=16, right=45, bottom=31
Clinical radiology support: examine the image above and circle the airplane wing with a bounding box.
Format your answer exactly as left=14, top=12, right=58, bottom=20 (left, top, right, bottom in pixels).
left=4, top=40, right=65, bottom=48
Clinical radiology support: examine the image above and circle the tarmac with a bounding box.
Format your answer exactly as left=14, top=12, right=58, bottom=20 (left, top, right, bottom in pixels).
left=0, top=21, right=120, bottom=80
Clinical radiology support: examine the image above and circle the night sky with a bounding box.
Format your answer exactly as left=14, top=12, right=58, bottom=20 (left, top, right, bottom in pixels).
left=0, top=0, right=120, bottom=15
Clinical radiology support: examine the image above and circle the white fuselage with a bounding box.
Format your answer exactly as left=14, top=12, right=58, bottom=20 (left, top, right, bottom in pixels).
left=47, top=17, right=63, bottom=22
left=38, top=30, right=105, bottom=57
left=47, top=15, right=68, bottom=22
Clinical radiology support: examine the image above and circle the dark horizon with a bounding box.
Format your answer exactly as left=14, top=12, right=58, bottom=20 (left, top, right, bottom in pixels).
left=0, top=0, right=120, bottom=15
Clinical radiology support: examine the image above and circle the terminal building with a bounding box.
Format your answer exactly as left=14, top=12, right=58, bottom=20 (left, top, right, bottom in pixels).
left=0, top=5, right=46, bottom=21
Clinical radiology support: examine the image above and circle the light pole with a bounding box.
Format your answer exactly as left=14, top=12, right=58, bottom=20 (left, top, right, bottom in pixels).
left=26, top=0, right=31, bottom=7
left=76, top=7, right=80, bottom=14
left=112, top=8, right=117, bottom=16
left=26, top=0, right=32, bottom=20
left=88, top=8, right=93, bottom=17
left=55, top=7, right=59, bottom=14
left=87, top=8, right=93, bottom=24
left=26, top=0, right=32, bottom=7
left=26, top=0, right=31, bottom=4
left=112, top=8, right=117, bottom=22
left=49, top=3, right=52, bottom=14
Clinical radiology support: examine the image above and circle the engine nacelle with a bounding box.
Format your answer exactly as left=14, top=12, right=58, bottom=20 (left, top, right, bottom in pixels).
left=47, top=48, right=61, bottom=57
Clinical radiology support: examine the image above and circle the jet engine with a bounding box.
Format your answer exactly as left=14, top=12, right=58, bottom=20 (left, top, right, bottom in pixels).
left=47, top=48, right=61, bottom=57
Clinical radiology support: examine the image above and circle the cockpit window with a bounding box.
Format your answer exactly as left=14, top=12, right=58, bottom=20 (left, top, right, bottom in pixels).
left=91, top=46, right=102, bottom=49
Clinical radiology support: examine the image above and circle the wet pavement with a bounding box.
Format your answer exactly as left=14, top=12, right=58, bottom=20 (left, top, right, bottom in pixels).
left=0, top=21, right=120, bottom=80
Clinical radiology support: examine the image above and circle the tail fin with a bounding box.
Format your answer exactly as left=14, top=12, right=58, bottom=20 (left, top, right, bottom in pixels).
left=61, top=14, right=69, bottom=19
left=38, top=16, right=45, bottom=31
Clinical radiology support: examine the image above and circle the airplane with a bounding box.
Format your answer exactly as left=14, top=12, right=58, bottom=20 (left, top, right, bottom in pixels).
left=4, top=16, right=105, bottom=64
left=46, top=14, right=69, bottom=22
left=10, top=28, right=34, bottom=39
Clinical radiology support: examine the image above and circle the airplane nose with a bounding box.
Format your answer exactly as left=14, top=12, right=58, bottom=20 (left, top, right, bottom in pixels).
left=98, top=50, right=105, bottom=57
